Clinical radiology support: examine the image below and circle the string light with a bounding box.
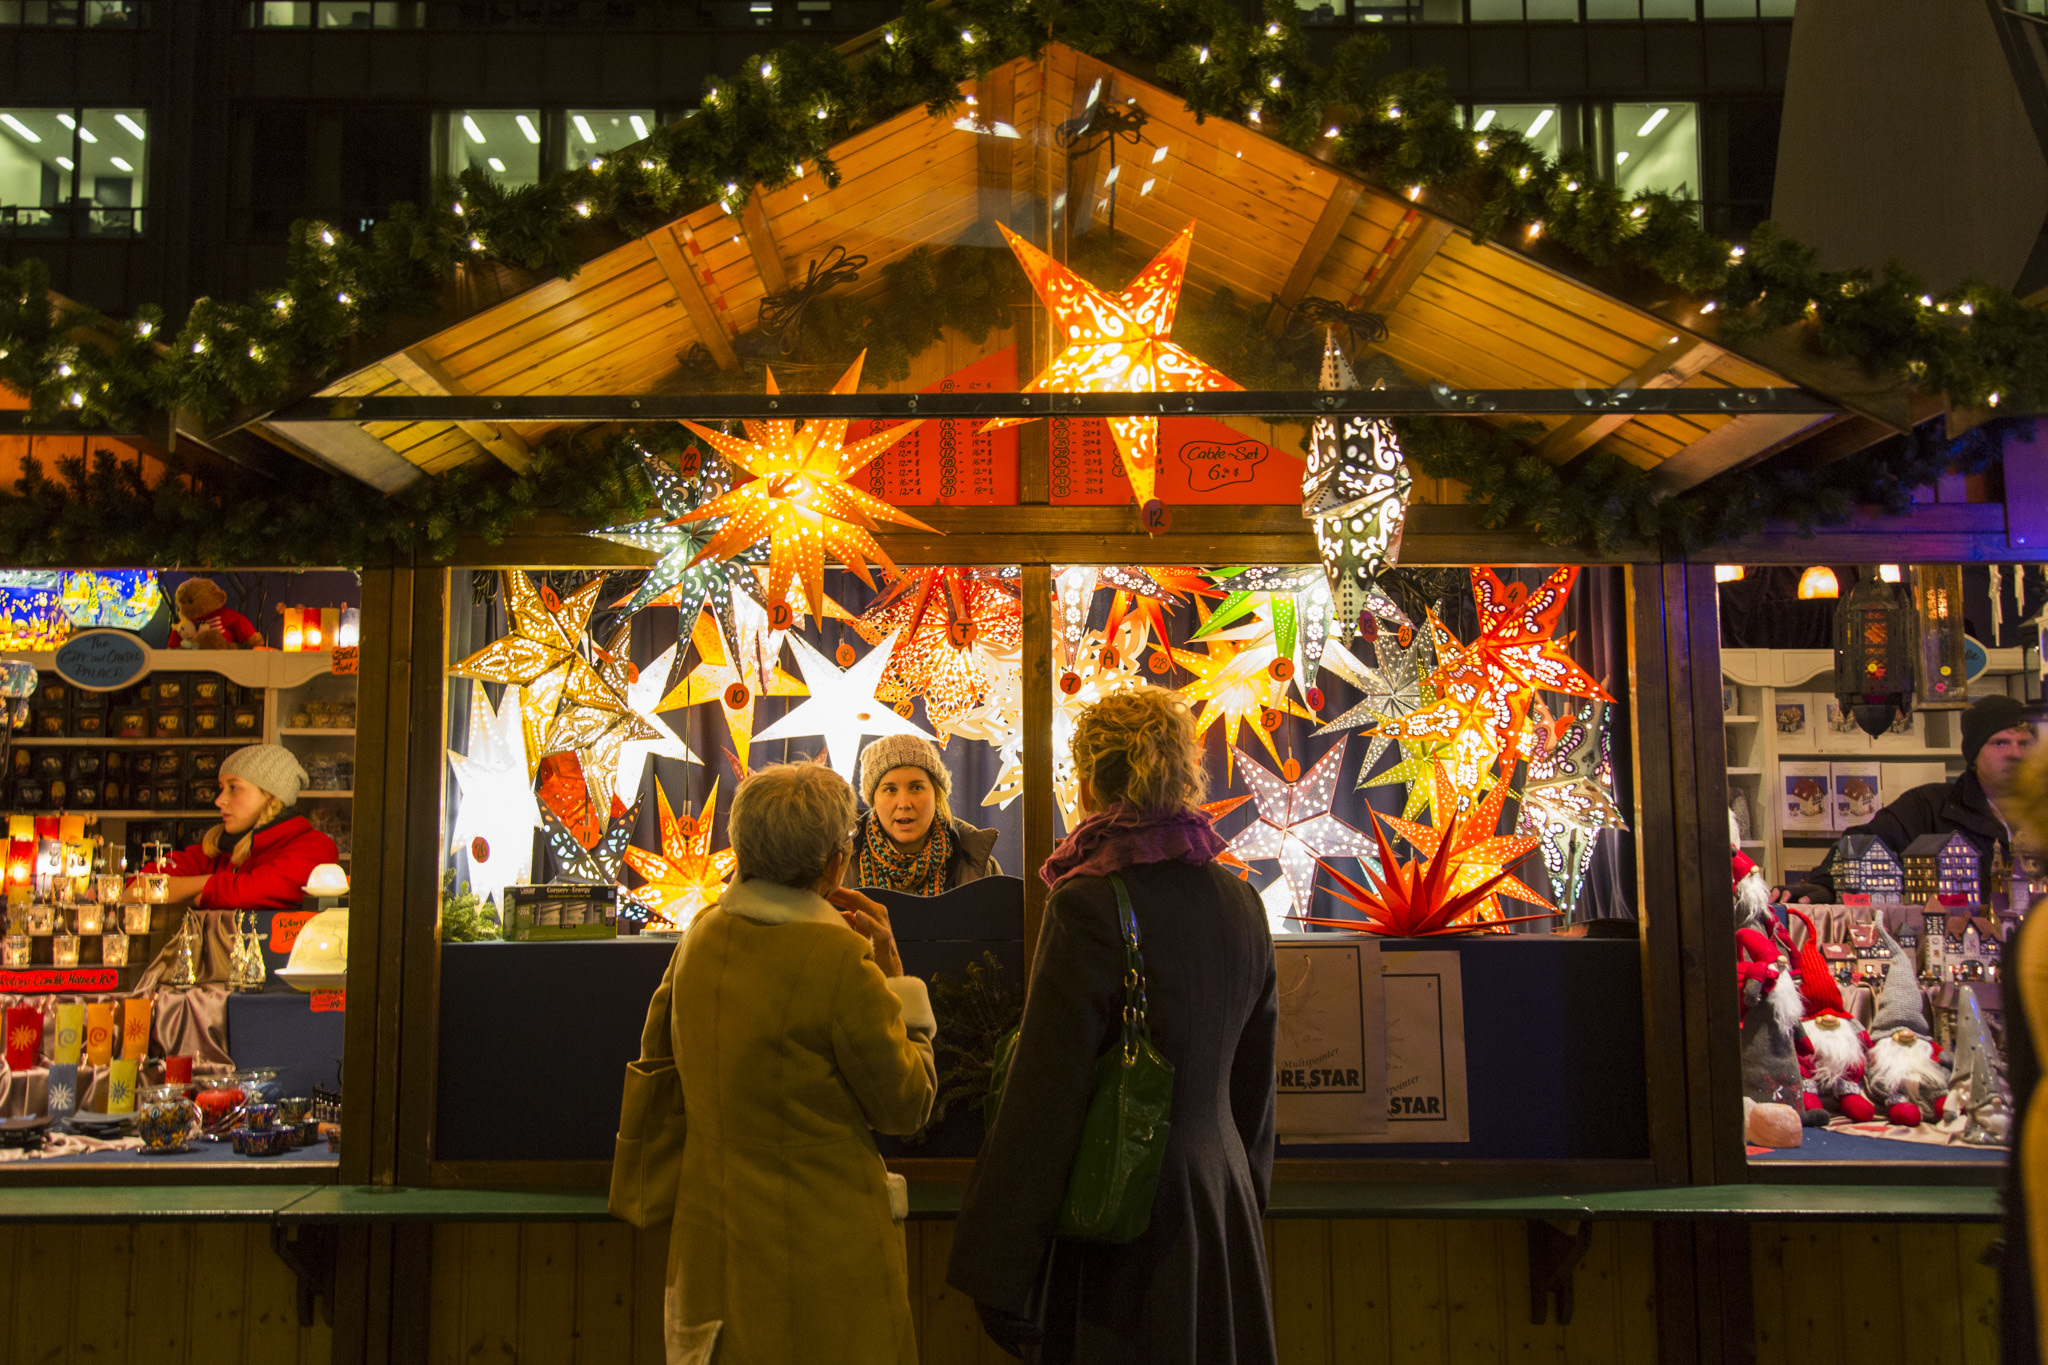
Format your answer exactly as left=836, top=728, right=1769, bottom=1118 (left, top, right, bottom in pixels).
left=1990, top=392, right=2003, bottom=407
left=960, top=27, right=975, bottom=41
left=319, top=230, right=334, bottom=246
left=191, top=339, right=206, bottom=354
left=1387, top=104, right=1401, bottom=118
left=1565, top=179, right=1579, bottom=191
left=1265, top=21, right=1280, bottom=34
left=452, top=201, right=464, bottom=215
left=589, top=157, right=604, bottom=170
left=1699, top=301, right=1717, bottom=313
left=336, top=291, right=352, bottom=305
left=573, top=201, right=591, bottom=216
left=760, top=61, right=773, bottom=78
left=135, top=321, right=151, bottom=337
left=1198, top=45, right=1210, bottom=62
left=1526, top=221, right=1543, bottom=239
left=1960, top=302, right=1975, bottom=316
left=1406, top=185, right=1422, bottom=200
left=1629, top=204, right=1646, bottom=219
left=1268, top=75, right=1282, bottom=90
left=882, top=29, right=895, bottom=44
left=1728, top=245, right=1744, bottom=260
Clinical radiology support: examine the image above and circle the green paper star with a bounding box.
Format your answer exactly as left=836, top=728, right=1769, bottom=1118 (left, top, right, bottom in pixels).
left=590, top=452, right=756, bottom=622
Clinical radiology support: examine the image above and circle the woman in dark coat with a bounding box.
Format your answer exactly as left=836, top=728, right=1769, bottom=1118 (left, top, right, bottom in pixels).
left=948, top=685, right=1278, bottom=1364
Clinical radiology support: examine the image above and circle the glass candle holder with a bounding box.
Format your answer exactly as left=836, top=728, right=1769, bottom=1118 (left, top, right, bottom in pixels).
left=74, top=904, right=102, bottom=936
left=122, top=902, right=151, bottom=934
left=94, top=874, right=122, bottom=905
left=23, top=906, right=51, bottom=935
left=143, top=873, right=169, bottom=904
left=52, top=934, right=79, bottom=967
left=2, top=934, right=27, bottom=967
left=101, top=930, right=127, bottom=966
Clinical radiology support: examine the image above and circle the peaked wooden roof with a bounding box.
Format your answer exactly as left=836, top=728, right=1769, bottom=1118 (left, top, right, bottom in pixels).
left=247, top=43, right=1832, bottom=496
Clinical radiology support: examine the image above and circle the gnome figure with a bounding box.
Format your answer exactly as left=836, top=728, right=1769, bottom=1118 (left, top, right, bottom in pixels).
left=1865, top=926, right=1951, bottom=1126
left=1788, top=910, right=1877, bottom=1124
left=1947, top=985, right=2013, bottom=1146
left=1732, top=844, right=1803, bottom=1146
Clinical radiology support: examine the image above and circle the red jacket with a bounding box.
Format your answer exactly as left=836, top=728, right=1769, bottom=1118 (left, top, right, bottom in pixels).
left=168, top=605, right=259, bottom=649
left=149, top=815, right=338, bottom=910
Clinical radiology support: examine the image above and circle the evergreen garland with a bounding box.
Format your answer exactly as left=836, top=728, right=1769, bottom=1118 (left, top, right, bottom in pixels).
left=0, top=0, right=2038, bottom=564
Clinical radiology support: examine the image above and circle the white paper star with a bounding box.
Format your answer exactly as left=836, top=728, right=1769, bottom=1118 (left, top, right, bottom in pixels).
left=1226, top=736, right=1380, bottom=912
left=751, top=629, right=934, bottom=780
left=449, top=686, right=542, bottom=908
left=1258, top=874, right=1296, bottom=938
left=612, top=644, right=700, bottom=803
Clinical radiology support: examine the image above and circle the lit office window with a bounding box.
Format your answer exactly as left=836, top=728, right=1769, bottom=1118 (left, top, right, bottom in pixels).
left=0, top=1, right=148, bottom=21
left=248, top=1, right=312, bottom=22
left=1469, top=104, right=1565, bottom=161
left=1702, top=0, right=1756, bottom=15
left=1612, top=102, right=1699, bottom=201
left=248, top=2, right=420, bottom=25
left=446, top=110, right=541, bottom=187
left=0, top=108, right=70, bottom=236
left=78, top=107, right=145, bottom=235
left=566, top=109, right=655, bottom=161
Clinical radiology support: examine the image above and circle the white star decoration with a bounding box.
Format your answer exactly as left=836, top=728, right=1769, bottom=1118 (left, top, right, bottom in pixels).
left=1304, top=332, right=1411, bottom=632
left=449, top=686, right=542, bottom=908
left=751, top=629, right=935, bottom=781
left=1225, top=736, right=1381, bottom=914
left=612, top=644, right=700, bottom=803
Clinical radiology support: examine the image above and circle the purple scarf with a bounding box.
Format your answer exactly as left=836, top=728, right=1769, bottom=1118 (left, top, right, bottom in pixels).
left=1038, top=804, right=1228, bottom=892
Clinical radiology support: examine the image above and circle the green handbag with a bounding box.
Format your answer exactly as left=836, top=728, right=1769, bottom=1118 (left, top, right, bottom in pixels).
left=1054, top=873, right=1176, bottom=1244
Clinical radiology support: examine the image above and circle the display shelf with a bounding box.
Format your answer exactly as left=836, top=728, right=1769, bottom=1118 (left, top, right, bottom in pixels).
left=9, top=737, right=247, bottom=747
left=1728, top=767, right=1760, bottom=776
left=1723, top=715, right=1759, bottom=724
left=277, top=728, right=355, bottom=737
left=1777, top=749, right=1964, bottom=759
left=299, top=791, right=353, bottom=799
left=72, top=809, right=221, bottom=819
left=10, top=648, right=340, bottom=692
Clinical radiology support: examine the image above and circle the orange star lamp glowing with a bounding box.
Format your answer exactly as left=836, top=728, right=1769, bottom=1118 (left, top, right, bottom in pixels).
left=677, top=352, right=937, bottom=618
left=984, top=222, right=1241, bottom=518
left=624, top=780, right=737, bottom=932
left=1378, top=763, right=1557, bottom=927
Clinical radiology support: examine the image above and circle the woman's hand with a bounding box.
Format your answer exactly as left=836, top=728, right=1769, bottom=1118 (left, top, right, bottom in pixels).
left=827, top=886, right=903, bottom=977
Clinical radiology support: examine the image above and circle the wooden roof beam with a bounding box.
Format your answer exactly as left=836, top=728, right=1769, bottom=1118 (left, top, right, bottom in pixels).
left=1534, top=335, right=1719, bottom=464
left=739, top=193, right=791, bottom=299
left=975, top=66, right=1017, bottom=228
left=381, top=346, right=532, bottom=473
left=1356, top=214, right=1455, bottom=314
left=1264, top=178, right=1365, bottom=336
left=647, top=225, right=741, bottom=372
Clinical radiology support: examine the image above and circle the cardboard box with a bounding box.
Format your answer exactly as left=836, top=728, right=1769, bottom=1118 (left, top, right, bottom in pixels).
left=1781, top=760, right=1833, bottom=832
left=1880, top=761, right=1950, bottom=807
left=1817, top=698, right=1873, bottom=753
left=1772, top=692, right=1814, bottom=746
left=504, top=884, right=620, bottom=941
left=1832, top=760, right=1882, bottom=831
left=1871, top=707, right=1924, bottom=752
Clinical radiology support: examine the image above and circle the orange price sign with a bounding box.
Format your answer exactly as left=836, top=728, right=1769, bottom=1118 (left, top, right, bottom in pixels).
left=310, top=991, right=346, bottom=1013
left=270, top=910, right=315, bottom=954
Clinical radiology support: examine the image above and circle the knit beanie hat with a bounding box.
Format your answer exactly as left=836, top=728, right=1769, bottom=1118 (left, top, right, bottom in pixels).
left=220, top=744, right=308, bottom=807
left=1961, top=694, right=2031, bottom=768
left=859, top=734, right=950, bottom=807
left=1870, top=925, right=1932, bottom=1036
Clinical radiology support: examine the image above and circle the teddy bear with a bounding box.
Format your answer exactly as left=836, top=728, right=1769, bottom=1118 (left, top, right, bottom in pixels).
left=168, top=576, right=261, bottom=650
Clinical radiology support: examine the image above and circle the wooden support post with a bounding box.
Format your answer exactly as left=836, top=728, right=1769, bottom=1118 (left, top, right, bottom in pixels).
left=395, top=568, right=450, bottom=1189
left=1021, top=564, right=1054, bottom=962
left=1356, top=216, right=1454, bottom=315
left=739, top=191, right=791, bottom=298
left=1265, top=179, right=1364, bottom=336
left=647, top=224, right=741, bottom=372
left=381, top=346, right=533, bottom=472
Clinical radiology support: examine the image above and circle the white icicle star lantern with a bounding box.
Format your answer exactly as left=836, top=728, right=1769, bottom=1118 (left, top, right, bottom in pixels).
left=1303, top=331, right=1411, bottom=634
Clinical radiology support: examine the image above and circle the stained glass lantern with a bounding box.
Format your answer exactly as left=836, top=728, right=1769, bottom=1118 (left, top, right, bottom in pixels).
left=1909, top=564, right=1968, bottom=710
left=1833, top=567, right=1918, bottom=738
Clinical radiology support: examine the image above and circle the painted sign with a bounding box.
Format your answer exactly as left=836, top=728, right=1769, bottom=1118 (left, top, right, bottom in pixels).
left=0, top=968, right=120, bottom=993
left=53, top=628, right=150, bottom=693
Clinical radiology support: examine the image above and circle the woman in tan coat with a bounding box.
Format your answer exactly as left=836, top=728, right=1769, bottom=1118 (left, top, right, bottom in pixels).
left=636, top=761, right=938, bottom=1364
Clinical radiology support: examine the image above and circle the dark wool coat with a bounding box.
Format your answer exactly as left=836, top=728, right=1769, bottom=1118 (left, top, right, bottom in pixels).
left=1799, top=770, right=2009, bottom=903
left=946, top=859, right=1279, bottom=1365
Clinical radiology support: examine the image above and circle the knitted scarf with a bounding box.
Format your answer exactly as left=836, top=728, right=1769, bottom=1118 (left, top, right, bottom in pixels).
left=1038, top=803, right=1228, bottom=892
left=856, top=809, right=956, bottom=895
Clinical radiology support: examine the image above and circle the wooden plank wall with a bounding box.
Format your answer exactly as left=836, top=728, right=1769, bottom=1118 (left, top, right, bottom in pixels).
left=1751, top=1222, right=2001, bottom=1365
left=0, top=1222, right=331, bottom=1364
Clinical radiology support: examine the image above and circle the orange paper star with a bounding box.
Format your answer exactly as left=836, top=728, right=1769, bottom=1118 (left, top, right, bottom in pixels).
left=624, top=780, right=736, bottom=931
left=656, top=608, right=805, bottom=769
left=983, top=222, right=1241, bottom=515
left=1378, top=763, right=1557, bottom=927
left=853, top=568, right=1022, bottom=726
left=678, top=352, right=937, bottom=618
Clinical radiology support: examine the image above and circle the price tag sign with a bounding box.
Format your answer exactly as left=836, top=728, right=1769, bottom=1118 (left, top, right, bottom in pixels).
left=0, top=968, right=119, bottom=993
left=310, top=991, right=346, bottom=1013
left=271, top=910, right=315, bottom=954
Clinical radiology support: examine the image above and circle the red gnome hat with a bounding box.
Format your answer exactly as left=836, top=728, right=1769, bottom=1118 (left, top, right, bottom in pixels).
left=1789, top=909, right=1848, bottom=1022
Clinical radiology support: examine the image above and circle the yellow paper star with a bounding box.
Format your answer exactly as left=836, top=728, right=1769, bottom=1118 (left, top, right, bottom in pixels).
left=624, top=780, right=737, bottom=932
left=450, top=571, right=614, bottom=777
left=1167, top=606, right=1312, bottom=774
left=677, top=352, right=937, bottom=618
left=657, top=608, right=806, bottom=769
left=983, top=222, right=1241, bottom=515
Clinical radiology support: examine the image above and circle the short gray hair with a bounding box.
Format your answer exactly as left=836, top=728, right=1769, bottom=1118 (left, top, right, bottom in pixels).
left=729, top=761, right=857, bottom=888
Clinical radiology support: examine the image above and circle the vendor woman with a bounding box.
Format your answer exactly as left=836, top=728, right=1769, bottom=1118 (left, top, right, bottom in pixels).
left=142, top=744, right=338, bottom=909
left=845, top=735, right=1001, bottom=895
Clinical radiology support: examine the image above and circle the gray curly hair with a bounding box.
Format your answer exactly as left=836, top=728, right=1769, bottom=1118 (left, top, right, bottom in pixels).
left=729, top=760, right=858, bottom=888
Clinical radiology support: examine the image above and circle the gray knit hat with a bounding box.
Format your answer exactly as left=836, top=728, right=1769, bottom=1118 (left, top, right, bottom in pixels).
left=219, top=744, right=308, bottom=807
left=1871, top=925, right=1932, bottom=1036
left=859, top=734, right=950, bottom=806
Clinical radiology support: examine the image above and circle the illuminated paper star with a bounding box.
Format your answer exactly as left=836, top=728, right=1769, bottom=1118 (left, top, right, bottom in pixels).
left=589, top=451, right=753, bottom=620
left=854, top=568, right=1023, bottom=726
left=983, top=221, right=1242, bottom=514
left=677, top=353, right=936, bottom=618
left=1315, top=623, right=1437, bottom=776
left=1194, top=565, right=1344, bottom=700
left=1304, top=334, right=1412, bottom=632
left=1048, top=624, right=1147, bottom=830
left=543, top=794, right=641, bottom=885
left=1381, top=764, right=1557, bottom=927
left=1049, top=566, right=1212, bottom=671
left=656, top=608, right=806, bottom=770
left=1169, top=607, right=1313, bottom=773
left=624, top=780, right=737, bottom=931
left=944, top=635, right=1025, bottom=808
left=1303, top=809, right=1557, bottom=937
left=542, top=622, right=666, bottom=812
left=448, top=685, right=542, bottom=909
left=611, top=644, right=700, bottom=804
left=1516, top=700, right=1628, bottom=917
left=1225, top=737, right=1380, bottom=914
left=450, top=571, right=613, bottom=777
left=752, top=629, right=934, bottom=780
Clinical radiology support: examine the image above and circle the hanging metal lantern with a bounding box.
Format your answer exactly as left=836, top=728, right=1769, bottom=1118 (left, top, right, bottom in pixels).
left=1833, top=567, right=1918, bottom=738
left=1909, top=563, right=1968, bottom=710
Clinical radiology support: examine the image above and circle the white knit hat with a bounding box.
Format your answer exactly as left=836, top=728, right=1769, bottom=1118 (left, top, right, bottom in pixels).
left=859, top=734, right=950, bottom=806
left=220, top=744, right=308, bottom=807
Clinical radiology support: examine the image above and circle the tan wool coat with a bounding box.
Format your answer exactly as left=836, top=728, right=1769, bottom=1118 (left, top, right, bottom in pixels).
left=639, top=876, right=937, bottom=1365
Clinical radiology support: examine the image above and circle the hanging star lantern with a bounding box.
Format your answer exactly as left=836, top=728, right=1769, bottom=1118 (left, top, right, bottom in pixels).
left=1304, top=332, right=1412, bottom=632
left=1368, top=568, right=1612, bottom=799
left=541, top=621, right=666, bottom=812
left=676, top=352, right=935, bottom=619
left=447, top=685, right=543, bottom=909
left=946, top=635, right=1025, bottom=807
left=1168, top=606, right=1312, bottom=774
left=1298, top=810, right=1556, bottom=937
left=543, top=794, right=641, bottom=885
left=1193, top=565, right=1348, bottom=703
left=589, top=449, right=755, bottom=622
left=1379, top=763, right=1557, bottom=927
left=751, top=629, right=935, bottom=781
left=450, top=571, right=614, bottom=776
left=656, top=607, right=806, bottom=770
left=625, top=780, right=737, bottom=931
left=1224, top=737, right=1380, bottom=915
left=1316, top=622, right=1438, bottom=782
left=983, top=222, right=1241, bottom=518
left=853, top=568, right=1023, bottom=727
left=611, top=643, right=700, bottom=804
left=1516, top=700, right=1628, bottom=918
left=1049, top=623, right=1147, bottom=830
